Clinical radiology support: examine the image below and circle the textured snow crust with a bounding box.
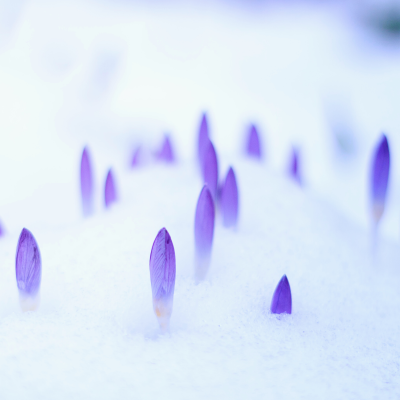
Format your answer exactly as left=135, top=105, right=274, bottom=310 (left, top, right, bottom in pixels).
left=0, top=161, right=399, bottom=399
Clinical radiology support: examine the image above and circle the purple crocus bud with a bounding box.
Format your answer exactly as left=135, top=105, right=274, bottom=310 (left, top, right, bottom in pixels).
left=246, top=124, right=262, bottom=159
left=15, top=228, right=42, bottom=311
left=0, top=221, right=5, bottom=237
left=149, top=227, right=176, bottom=330
left=220, top=167, right=239, bottom=228
left=370, top=134, right=390, bottom=224
left=201, top=140, right=218, bottom=199
left=80, top=146, right=94, bottom=216
left=289, top=147, right=301, bottom=185
left=270, top=275, right=292, bottom=314
left=156, top=135, right=175, bottom=163
left=104, top=168, right=117, bottom=208
left=198, top=112, right=209, bottom=163
left=131, top=146, right=141, bottom=168
left=194, top=185, right=215, bottom=281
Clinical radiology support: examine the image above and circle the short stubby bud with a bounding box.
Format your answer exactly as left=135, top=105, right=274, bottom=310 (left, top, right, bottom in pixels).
left=201, top=141, right=218, bottom=200
left=220, top=167, right=239, bottom=228
left=104, top=168, right=118, bottom=208
left=194, top=185, right=215, bottom=281
left=156, top=135, right=175, bottom=163
left=270, top=275, right=292, bottom=314
left=149, top=228, right=176, bottom=330
left=370, top=134, right=390, bottom=224
left=289, top=147, right=301, bottom=185
left=80, top=146, right=94, bottom=216
left=246, top=124, right=262, bottom=159
left=198, top=112, right=209, bottom=164
left=15, top=228, right=42, bottom=311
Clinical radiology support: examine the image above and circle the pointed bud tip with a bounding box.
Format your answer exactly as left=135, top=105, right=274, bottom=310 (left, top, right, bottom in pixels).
left=270, top=274, right=292, bottom=315
left=371, top=133, right=390, bottom=222
left=246, top=124, right=262, bottom=158
left=16, top=228, right=42, bottom=299
left=201, top=141, right=218, bottom=199
left=105, top=168, right=117, bottom=208
left=221, top=167, right=239, bottom=228
left=195, top=185, right=215, bottom=260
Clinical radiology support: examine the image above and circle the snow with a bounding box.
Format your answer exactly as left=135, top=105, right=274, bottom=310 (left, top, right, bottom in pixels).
left=0, top=0, right=399, bottom=399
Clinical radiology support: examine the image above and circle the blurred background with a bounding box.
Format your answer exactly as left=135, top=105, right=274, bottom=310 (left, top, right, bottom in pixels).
left=0, top=0, right=400, bottom=239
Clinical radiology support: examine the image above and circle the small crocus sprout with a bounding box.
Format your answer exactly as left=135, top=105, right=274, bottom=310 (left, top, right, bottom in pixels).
left=15, top=228, right=42, bottom=311
left=220, top=167, right=239, bottom=228
left=370, top=134, right=390, bottom=225
left=104, top=168, right=117, bottom=208
left=246, top=124, right=262, bottom=159
left=131, top=146, right=141, bottom=168
left=149, top=228, right=176, bottom=331
left=80, top=146, right=94, bottom=216
left=289, top=147, right=301, bottom=185
left=194, top=185, right=215, bottom=281
left=201, top=140, right=218, bottom=200
left=198, top=112, right=209, bottom=164
left=270, top=275, right=292, bottom=314
left=156, top=135, right=175, bottom=163
left=0, top=221, right=5, bottom=237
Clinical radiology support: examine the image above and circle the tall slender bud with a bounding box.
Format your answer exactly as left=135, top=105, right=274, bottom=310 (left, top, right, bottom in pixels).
left=104, top=168, right=117, bottom=208
left=370, top=134, right=390, bottom=224
left=289, top=147, right=301, bottom=185
left=201, top=141, right=218, bottom=199
left=194, top=185, right=215, bottom=281
left=220, top=167, right=239, bottom=228
left=149, top=228, right=176, bottom=330
left=80, top=146, right=94, bottom=216
left=198, top=113, right=209, bottom=163
left=15, top=228, right=42, bottom=311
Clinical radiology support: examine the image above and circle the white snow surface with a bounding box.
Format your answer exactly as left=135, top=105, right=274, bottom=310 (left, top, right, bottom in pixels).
left=0, top=0, right=399, bottom=399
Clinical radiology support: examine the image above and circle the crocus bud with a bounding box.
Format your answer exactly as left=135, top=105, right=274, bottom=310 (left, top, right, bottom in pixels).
left=198, top=112, right=209, bottom=163
left=270, top=275, right=292, bottom=314
left=156, top=135, right=175, bottom=163
left=194, top=185, right=215, bottom=281
left=289, top=147, right=301, bottom=185
left=149, top=228, right=176, bottom=330
left=370, top=134, right=390, bottom=224
left=246, top=124, right=262, bottom=159
left=220, top=167, right=239, bottom=228
left=131, top=146, right=141, bottom=168
left=15, top=228, right=42, bottom=311
left=104, top=168, right=117, bottom=208
left=80, top=146, right=94, bottom=216
left=0, top=221, right=4, bottom=237
left=201, top=140, right=218, bottom=199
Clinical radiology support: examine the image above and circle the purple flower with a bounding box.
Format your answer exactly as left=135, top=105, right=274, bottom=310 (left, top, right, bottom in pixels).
left=80, top=146, right=94, bottom=216
left=131, top=146, right=141, bottom=168
left=246, top=124, right=262, bottom=159
left=104, top=168, right=117, bottom=208
left=0, top=221, right=5, bottom=237
left=194, top=185, right=215, bottom=280
left=198, top=112, right=209, bottom=163
left=220, top=167, right=239, bottom=228
left=156, top=135, right=175, bottom=163
left=15, top=228, right=42, bottom=310
left=270, top=275, right=292, bottom=314
left=289, top=147, right=301, bottom=185
left=149, top=228, right=176, bottom=329
left=370, top=134, right=390, bottom=223
left=201, top=140, right=218, bottom=199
